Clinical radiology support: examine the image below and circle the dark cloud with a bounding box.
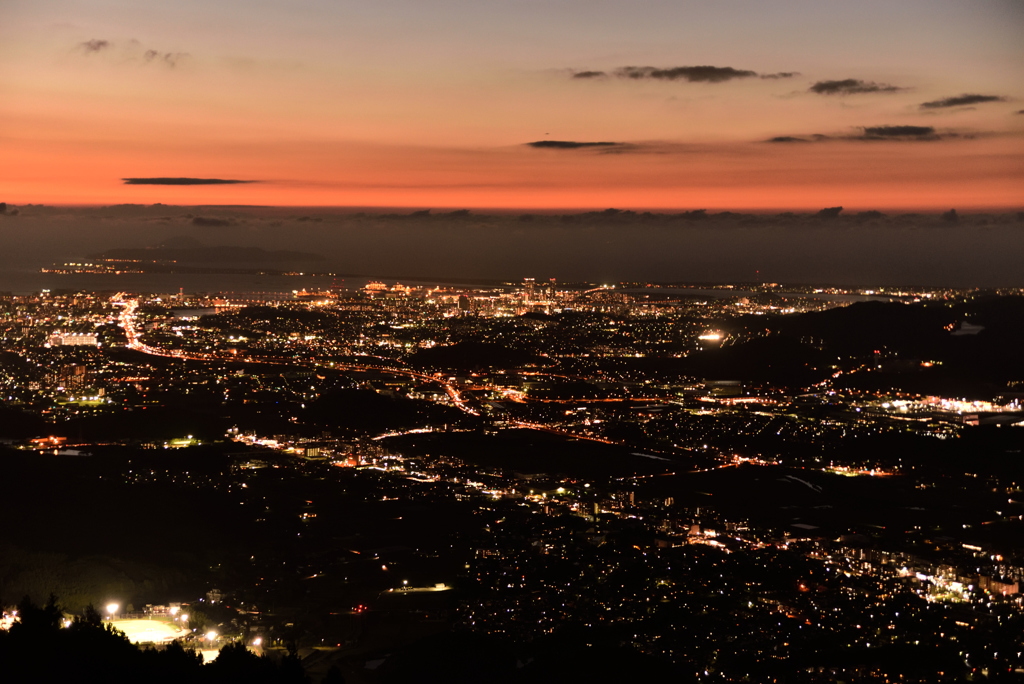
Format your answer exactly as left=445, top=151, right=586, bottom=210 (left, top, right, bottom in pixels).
left=76, top=39, right=186, bottom=66
left=526, top=141, right=622, bottom=149
left=614, top=65, right=757, bottom=83
left=765, top=127, right=946, bottom=142
left=861, top=125, right=937, bottom=139
left=766, top=134, right=830, bottom=143
left=80, top=39, right=110, bottom=53
left=809, top=79, right=902, bottom=95
left=143, top=49, right=188, bottom=67
left=122, top=178, right=256, bottom=185
left=569, top=65, right=796, bottom=84
left=920, top=94, right=1006, bottom=109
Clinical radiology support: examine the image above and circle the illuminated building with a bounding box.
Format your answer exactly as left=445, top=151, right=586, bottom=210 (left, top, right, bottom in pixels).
left=523, top=277, right=535, bottom=303
left=48, top=332, right=98, bottom=347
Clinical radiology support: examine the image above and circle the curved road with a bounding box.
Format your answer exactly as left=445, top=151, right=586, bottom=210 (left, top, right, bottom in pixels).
left=115, top=296, right=479, bottom=415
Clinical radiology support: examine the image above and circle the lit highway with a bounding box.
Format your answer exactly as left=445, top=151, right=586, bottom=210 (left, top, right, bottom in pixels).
left=115, top=295, right=480, bottom=416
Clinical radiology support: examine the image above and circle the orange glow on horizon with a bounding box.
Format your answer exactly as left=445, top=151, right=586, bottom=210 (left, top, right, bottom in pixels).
left=4, top=136, right=1022, bottom=211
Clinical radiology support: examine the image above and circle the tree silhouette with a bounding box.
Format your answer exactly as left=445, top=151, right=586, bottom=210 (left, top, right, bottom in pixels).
left=0, top=596, right=310, bottom=683
left=322, top=664, right=346, bottom=684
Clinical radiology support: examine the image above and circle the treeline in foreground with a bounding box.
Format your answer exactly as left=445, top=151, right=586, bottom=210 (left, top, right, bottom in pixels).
left=0, top=596, right=316, bottom=684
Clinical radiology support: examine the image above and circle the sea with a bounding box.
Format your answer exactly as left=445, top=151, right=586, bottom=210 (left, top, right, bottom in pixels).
left=0, top=267, right=897, bottom=302
left=622, top=287, right=898, bottom=303
left=0, top=268, right=476, bottom=296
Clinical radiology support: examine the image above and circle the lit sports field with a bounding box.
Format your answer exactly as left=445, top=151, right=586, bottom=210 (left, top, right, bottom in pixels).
left=111, top=619, right=185, bottom=644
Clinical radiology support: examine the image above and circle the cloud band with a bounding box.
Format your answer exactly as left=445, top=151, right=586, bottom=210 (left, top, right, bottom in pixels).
left=122, top=177, right=256, bottom=185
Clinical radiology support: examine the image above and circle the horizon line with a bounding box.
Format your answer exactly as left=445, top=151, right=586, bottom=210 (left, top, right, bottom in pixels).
left=5, top=202, right=1023, bottom=214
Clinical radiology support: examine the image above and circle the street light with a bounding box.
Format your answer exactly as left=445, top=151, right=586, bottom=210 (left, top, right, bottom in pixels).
left=106, top=603, right=118, bottom=620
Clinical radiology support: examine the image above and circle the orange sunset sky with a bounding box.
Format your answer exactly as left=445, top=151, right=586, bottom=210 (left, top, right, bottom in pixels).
left=3, top=0, right=1023, bottom=210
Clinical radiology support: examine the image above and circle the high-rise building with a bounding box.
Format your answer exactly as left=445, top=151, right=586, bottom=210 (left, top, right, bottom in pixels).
left=59, top=364, right=87, bottom=390
left=523, top=277, right=535, bottom=302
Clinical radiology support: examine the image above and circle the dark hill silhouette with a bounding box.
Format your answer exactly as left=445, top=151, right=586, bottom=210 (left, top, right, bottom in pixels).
left=0, top=404, right=48, bottom=439
left=410, top=341, right=546, bottom=371
left=200, top=306, right=332, bottom=330
left=381, top=429, right=682, bottom=478
left=765, top=296, right=1024, bottom=395
left=374, top=626, right=684, bottom=683
left=303, top=387, right=470, bottom=436
left=680, top=335, right=830, bottom=387
left=771, top=300, right=954, bottom=355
